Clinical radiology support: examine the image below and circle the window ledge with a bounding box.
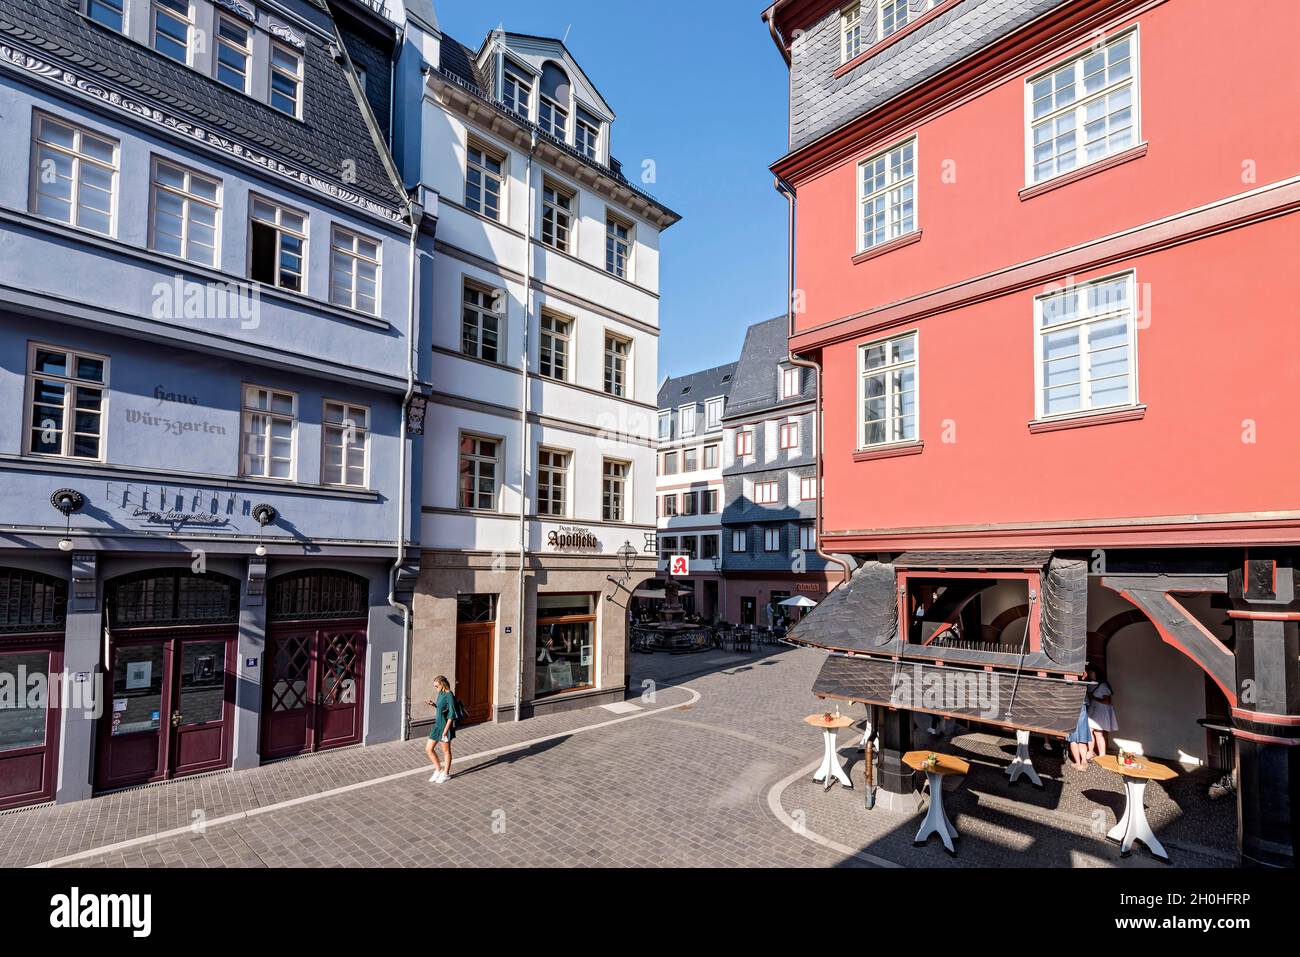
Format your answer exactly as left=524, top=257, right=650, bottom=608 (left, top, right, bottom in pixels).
left=852, top=440, right=924, bottom=462
left=1028, top=404, right=1146, bottom=433
left=851, top=229, right=922, bottom=265
left=1019, top=143, right=1149, bottom=202
left=833, top=0, right=962, bottom=78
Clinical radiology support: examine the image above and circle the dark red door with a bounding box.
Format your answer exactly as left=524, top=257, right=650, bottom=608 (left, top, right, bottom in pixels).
left=169, top=638, right=234, bottom=777
left=262, top=624, right=365, bottom=760
left=0, top=643, right=63, bottom=811
left=455, top=623, right=494, bottom=725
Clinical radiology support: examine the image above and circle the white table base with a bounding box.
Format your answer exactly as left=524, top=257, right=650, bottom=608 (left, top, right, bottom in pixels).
left=1107, top=778, right=1169, bottom=861
left=812, top=728, right=853, bottom=791
left=914, top=770, right=959, bottom=854
left=1006, top=730, right=1043, bottom=788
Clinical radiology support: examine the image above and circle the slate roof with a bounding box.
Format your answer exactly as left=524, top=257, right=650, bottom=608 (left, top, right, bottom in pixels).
left=657, top=362, right=737, bottom=414
left=722, top=315, right=811, bottom=420
left=0, top=0, right=405, bottom=212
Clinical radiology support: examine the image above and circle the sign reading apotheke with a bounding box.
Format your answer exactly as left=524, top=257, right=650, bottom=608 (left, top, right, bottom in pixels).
left=547, top=526, right=601, bottom=551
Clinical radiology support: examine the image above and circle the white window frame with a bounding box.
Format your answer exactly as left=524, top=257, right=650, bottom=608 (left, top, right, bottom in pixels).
left=241, top=384, right=298, bottom=480
left=86, top=0, right=126, bottom=32
left=541, top=179, right=575, bottom=253
left=731, top=529, right=747, bottom=553
left=703, top=443, right=719, bottom=470
left=678, top=404, right=696, bottom=438
left=779, top=421, right=800, bottom=450
left=857, top=136, right=917, bottom=253
left=462, top=280, right=504, bottom=364
left=329, top=225, right=381, bottom=315
left=269, top=41, right=304, bottom=119
left=603, top=332, right=631, bottom=398
left=576, top=109, right=601, bottom=160
left=704, top=397, right=724, bottom=431
left=1033, top=270, right=1139, bottom=421
left=539, top=311, right=572, bottom=381
left=799, top=524, right=817, bottom=551
left=149, top=157, right=221, bottom=267
left=24, top=342, right=109, bottom=462
left=657, top=411, right=671, bottom=441
left=501, top=60, right=534, bottom=118
left=537, top=447, right=571, bottom=518
left=605, top=213, right=633, bottom=280
left=754, top=481, right=779, bottom=506
left=539, top=94, right=568, bottom=140
left=248, top=195, right=308, bottom=292
left=1024, top=28, right=1141, bottom=188
left=735, top=429, right=753, bottom=457
left=857, top=330, right=919, bottom=449
left=800, top=476, right=818, bottom=501
left=780, top=366, right=801, bottom=399
left=763, top=527, right=781, bottom=552
left=661, top=494, right=678, bottom=517
left=214, top=12, right=252, bottom=93
left=151, top=0, right=194, bottom=65
left=841, top=3, right=863, bottom=63
left=465, top=139, right=505, bottom=222
left=459, top=431, right=501, bottom=511
left=602, top=458, right=629, bottom=523
left=877, top=0, right=913, bottom=40
left=321, top=399, right=369, bottom=488
left=29, top=112, right=119, bottom=237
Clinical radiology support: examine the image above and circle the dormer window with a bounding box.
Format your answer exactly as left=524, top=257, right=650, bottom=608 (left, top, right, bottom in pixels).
left=841, top=3, right=862, bottom=62
left=87, top=0, right=125, bottom=32
left=879, top=0, right=911, bottom=39
left=215, top=14, right=252, bottom=93
left=780, top=366, right=800, bottom=399
left=152, top=0, right=193, bottom=64
left=539, top=62, right=570, bottom=140
left=502, top=62, right=533, bottom=117
left=576, top=108, right=601, bottom=160
left=270, top=42, right=304, bottom=117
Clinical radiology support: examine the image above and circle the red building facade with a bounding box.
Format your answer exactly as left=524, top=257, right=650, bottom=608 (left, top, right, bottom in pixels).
left=765, top=0, right=1300, bottom=867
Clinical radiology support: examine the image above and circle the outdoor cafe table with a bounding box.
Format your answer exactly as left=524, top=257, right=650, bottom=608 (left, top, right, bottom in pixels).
left=903, top=750, right=970, bottom=854
left=804, top=713, right=855, bottom=791
left=1094, top=753, right=1178, bottom=862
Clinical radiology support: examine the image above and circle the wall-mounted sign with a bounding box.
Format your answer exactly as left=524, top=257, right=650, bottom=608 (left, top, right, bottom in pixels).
left=547, top=526, right=600, bottom=551
left=107, top=482, right=239, bottom=528
left=668, top=555, right=690, bottom=577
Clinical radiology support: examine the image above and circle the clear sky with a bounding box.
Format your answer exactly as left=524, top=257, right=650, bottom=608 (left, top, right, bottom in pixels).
left=432, top=0, right=791, bottom=381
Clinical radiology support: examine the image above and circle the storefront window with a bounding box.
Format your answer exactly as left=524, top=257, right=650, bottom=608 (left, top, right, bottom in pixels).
left=0, top=651, right=50, bottom=752
left=535, top=593, right=596, bottom=698
left=110, top=642, right=166, bottom=736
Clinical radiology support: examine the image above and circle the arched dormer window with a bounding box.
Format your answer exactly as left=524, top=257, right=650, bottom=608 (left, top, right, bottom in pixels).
left=538, top=62, right=570, bottom=140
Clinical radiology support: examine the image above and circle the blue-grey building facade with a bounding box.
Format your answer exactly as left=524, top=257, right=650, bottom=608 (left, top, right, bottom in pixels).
left=719, top=316, right=843, bottom=625
left=0, top=0, right=432, bottom=808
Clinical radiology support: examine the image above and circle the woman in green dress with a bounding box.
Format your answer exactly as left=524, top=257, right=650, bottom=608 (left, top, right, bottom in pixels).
left=426, top=675, right=456, bottom=784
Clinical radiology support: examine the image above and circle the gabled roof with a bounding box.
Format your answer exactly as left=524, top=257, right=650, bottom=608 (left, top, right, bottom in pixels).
left=657, top=362, right=739, bottom=413
left=483, top=31, right=616, bottom=120
left=0, top=0, right=406, bottom=215
left=723, top=315, right=811, bottom=418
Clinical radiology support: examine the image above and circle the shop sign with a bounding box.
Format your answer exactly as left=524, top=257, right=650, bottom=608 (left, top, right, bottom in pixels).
left=668, top=555, right=690, bottom=577
left=547, top=526, right=600, bottom=551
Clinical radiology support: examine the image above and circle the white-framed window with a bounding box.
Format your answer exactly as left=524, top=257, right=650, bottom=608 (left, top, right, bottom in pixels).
left=878, top=0, right=910, bottom=39
left=678, top=404, right=696, bottom=438
left=1027, top=30, right=1137, bottom=185
left=87, top=0, right=125, bottom=31
left=537, top=448, right=570, bottom=517
left=602, top=459, right=628, bottom=522
left=502, top=62, right=533, bottom=117
left=657, top=411, right=671, bottom=441
left=779, top=421, right=800, bottom=450
left=539, top=311, right=572, bottom=381
left=329, top=226, right=381, bottom=315
left=215, top=14, right=252, bottom=92
left=152, top=0, right=193, bottom=64
left=703, top=489, right=719, bottom=514
left=1035, top=271, right=1137, bottom=419
left=539, top=96, right=568, bottom=140
left=754, top=481, right=779, bottom=505
left=541, top=180, right=575, bottom=253
left=703, top=444, right=719, bottom=470
left=465, top=140, right=504, bottom=221
left=859, top=331, right=918, bottom=448
left=659, top=535, right=678, bottom=558
left=662, top=451, right=677, bottom=475
left=25, top=344, right=107, bottom=460
left=462, top=281, right=503, bottom=363
left=859, top=137, right=916, bottom=252
left=30, top=113, right=118, bottom=236
left=604, top=333, right=630, bottom=398
left=269, top=42, right=304, bottom=118
left=249, top=196, right=307, bottom=291
left=576, top=108, right=601, bottom=160
left=701, top=534, right=720, bottom=560
left=731, top=529, right=747, bottom=553
left=780, top=366, right=801, bottom=399
left=763, top=527, right=781, bottom=552
left=841, top=3, right=862, bottom=62
left=241, top=385, right=296, bottom=479
left=705, top=397, right=724, bottom=430
left=149, top=158, right=220, bottom=267
left=800, top=476, right=818, bottom=501
left=459, top=433, right=499, bottom=510
left=322, top=400, right=369, bottom=487
left=682, top=491, right=698, bottom=516
left=799, top=524, right=817, bottom=551
left=735, top=429, right=753, bottom=457
left=683, top=447, right=698, bottom=472
left=661, top=494, right=678, bottom=517
left=606, top=215, right=632, bottom=279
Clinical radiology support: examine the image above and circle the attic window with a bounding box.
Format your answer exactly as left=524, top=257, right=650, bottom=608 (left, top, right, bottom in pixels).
left=722, top=374, right=732, bottom=382
left=681, top=386, right=691, bottom=394
left=539, top=62, right=570, bottom=139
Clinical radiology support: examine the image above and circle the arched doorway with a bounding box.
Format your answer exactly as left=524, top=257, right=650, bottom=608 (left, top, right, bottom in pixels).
left=0, top=568, right=67, bottom=810
left=262, top=570, right=368, bottom=760
left=97, top=569, right=239, bottom=791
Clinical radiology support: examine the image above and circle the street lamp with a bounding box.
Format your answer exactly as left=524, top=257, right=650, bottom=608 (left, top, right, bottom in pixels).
left=50, top=488, right=84, bottom=552
left=617, top=540, right=638, bottom=578
left=252, top=503, right=278, bottom=557
left=712, top=553, right=724, bottom=624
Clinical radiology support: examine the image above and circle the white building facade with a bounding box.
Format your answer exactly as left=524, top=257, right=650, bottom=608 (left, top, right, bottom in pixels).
left=392, top=11, right=680, bottom=724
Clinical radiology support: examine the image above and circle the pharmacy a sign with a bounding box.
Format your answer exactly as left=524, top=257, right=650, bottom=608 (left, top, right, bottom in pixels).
left=668, top=555, right=689, bottom=577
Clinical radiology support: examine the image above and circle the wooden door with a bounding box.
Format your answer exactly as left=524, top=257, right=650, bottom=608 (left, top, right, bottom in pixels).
left=262, top=627, right=316, bottom=760
left=169, top=637, right=233, bottom=777
left=315, top=628, right=365, bottom=751
left=455, top=622, right=495, bottom=725
left=0, top=644, right=62, bottom=810
left=262, top=624, right=365, bottom=759
left=741, top=597, right=757, bottom=626
left=97, top=639, right=170, bottom=790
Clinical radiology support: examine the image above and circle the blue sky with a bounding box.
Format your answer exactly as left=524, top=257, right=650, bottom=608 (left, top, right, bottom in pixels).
left=433, top=0, right=790, bottom=380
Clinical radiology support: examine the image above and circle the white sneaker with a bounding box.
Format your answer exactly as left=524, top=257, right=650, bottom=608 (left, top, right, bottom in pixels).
left=429, top=771, right=441, bottom=783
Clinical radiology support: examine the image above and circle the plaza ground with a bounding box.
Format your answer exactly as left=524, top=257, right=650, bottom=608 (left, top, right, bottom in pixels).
left=0, top=645, right=1235, bottom=868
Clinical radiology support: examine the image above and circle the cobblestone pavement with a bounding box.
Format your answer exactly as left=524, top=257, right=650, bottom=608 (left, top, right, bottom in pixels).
left=0, top=644, right=1236, bottom=868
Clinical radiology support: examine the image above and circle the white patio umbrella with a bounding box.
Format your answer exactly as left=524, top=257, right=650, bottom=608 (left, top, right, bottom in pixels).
left=778, top=595, right=818, bottom=608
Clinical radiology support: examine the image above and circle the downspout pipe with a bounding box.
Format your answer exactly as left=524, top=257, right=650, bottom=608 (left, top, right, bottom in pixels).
left=516, top=129, right=539, bottom=723
left=775, top=173, right=853, bottom=591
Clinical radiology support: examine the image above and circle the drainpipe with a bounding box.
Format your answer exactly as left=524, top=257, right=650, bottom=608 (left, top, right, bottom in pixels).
left=775, top=174, right=853, bottom=592
left=515, top=130, right=539, bottom=722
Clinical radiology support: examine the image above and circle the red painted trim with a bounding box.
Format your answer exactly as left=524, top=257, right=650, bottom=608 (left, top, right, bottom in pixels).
left=1233, top=730, right=1300, bottom=746
left=1225, top=610, right=1300, bottom=621
left=1018, top=143, right=1149, bottom=201
left=832, top=0, right=964, bottom=79
left=791, top=179, right=1300, bottom=353
left=851, top=440, right=924, bottom=462
left=1027, top=405, right=1146, bottom=433
left=1232, top=707, right=1300, bottom=726
left=851, top=229, right=922, bottom=264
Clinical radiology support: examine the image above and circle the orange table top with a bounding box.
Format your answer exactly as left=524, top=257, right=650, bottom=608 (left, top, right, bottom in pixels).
left=1094, top=753, right=1177, bottom=781
left=903, top=750, right=970, bottom=777
left=804, top=713, right=855, bottom=729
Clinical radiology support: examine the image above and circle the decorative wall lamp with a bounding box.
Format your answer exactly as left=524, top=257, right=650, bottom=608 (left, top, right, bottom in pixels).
left=50, top=488, right=85, bottom=552
left=251, top=503, right=278, bottom=557
left=606, top=540, right=640, bottom=606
